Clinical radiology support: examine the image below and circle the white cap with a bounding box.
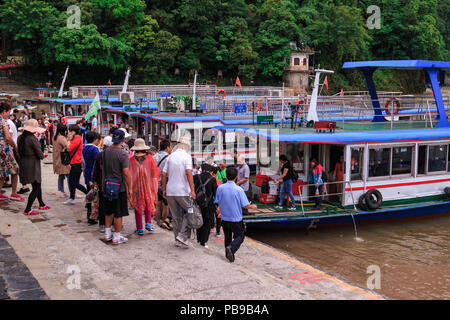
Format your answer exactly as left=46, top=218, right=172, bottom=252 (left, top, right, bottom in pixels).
left=103, top=136, right=113, bottom=147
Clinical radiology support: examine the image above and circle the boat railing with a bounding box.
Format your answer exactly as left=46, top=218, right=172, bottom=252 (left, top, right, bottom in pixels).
left=195, top=94, right=450, bottom=129
left=277, top=179, right=358, bottom=216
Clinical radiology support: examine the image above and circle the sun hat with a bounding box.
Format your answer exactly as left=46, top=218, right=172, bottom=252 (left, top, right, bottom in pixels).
left=103, top=136, right=113, bottom=147
left=119, top=128, right=131, bottom=138
left=111, top=129, right=125, bottom=144
left=130, top=138, right=150, bottom=151
left=177, top=135, right=191, bottom=148
left=21, top=119, right=46, bottom=134
left=237, top=155, right=246, bottom=165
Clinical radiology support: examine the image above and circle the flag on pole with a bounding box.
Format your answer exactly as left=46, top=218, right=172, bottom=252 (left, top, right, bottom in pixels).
left=340, top=88, right=344, bottom=97
left=108, top=80, right=112, bottom=86
left=324, top=76, right=328, bottom=90
left=235, top=76, right=242, bottom=87
left=85, top=92, right=100, bottom=120
left=431, top=91, right=434, bottom=97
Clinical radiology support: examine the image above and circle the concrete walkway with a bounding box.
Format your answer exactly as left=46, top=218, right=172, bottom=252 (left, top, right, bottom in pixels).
left=0, top=157, right=383, bottom=300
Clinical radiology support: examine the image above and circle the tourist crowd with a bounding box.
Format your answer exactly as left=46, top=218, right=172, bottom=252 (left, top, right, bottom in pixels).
left=0, top=101, right=257, bottom=262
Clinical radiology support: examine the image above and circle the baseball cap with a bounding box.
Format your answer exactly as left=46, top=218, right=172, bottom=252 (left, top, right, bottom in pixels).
left=111, top=129, right=125, bottom=144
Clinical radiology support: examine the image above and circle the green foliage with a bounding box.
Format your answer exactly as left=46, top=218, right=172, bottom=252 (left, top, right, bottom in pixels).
left=0, top=0, right=448, bottom=91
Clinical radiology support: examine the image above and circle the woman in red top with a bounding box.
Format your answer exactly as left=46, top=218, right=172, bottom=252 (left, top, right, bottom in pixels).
left=65, top=125, right=87, bottom=205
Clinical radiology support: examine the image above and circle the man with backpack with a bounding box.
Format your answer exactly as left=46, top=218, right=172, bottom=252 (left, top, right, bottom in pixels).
left=153, top=139, right=173, bottom=230
left=193, top=163, right=218, bottom=248
left=274, top=155, right=297, bottom=211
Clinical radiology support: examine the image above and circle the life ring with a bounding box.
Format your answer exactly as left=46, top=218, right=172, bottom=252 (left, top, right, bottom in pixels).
left=296, top=99, right=307, bottom=114
left=364, top=189, right=382, bottom=210
left=249, top=100, right=258, bottom=112
left=384, top=97, right=400, bottom=115
left=216, top=89, right=226, bottom=98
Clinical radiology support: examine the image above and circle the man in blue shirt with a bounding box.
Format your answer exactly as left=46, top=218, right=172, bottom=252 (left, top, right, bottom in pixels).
left=215, top=167, right=257, bottom=262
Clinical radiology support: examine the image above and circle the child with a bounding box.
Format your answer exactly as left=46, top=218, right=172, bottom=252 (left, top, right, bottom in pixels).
left=83, top=131, right=100, bottom=225
left=128, top=138, right=159, bottom=236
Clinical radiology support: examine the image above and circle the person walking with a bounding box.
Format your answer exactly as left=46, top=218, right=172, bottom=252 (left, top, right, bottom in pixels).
left=17, top=119, right=50, bottom=215
left=0, top=102, right=20, bottom=202
left=274, top=155, right=296, bottom=211
left=193, top=163, right=217, bottom=248
left=128, top=138, right=159, bottom=236
left=153, top=139, right=173, bottom=230
left=83, top=131, right=100, bottom=224
left=52, top=124, right=71, bottom=198
left=217, top=159, right=227, bottom=184
left=65, top=125, right=88, bottom=205
left=236, top=155, right=251, bottom=200
left=310, top=158, right=324, bottom=209
left=1, top=102, right=24, bottom=201
left=162, top=136, right=196, bottom=247
left=92, top=136, right=113, bottom=233
left=215, top=167, right=257, bottom=262
left=103, top=129, right=132, bottom=245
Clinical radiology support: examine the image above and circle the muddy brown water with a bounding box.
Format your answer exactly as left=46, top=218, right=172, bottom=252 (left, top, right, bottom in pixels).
left=247, top=215, right=450, bottom=300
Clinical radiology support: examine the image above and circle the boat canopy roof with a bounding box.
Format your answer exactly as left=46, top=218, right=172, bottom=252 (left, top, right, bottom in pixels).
left=45, top=98, right=119, bottom=104
left=342, top=60, right=450, bottom=127
left=342, top=60, right=450, bottom=70
left=212, top=126, right=450, bottom=144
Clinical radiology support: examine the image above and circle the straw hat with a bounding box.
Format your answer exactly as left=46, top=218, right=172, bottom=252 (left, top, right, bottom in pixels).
left=21, top=119, right=45, bottom=134
left=131, top=138, right=150, bottom=151
left=177, top=135, right=191, bottom=148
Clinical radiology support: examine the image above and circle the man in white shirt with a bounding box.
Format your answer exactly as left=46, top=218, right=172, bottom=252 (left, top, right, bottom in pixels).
left=92, top=115, right=98, bottom=132
left=162, top=136, right=195, bottom=247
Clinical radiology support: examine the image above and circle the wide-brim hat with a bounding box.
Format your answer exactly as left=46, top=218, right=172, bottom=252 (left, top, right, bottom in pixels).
left=177, top=135, right=191, bottom=148
left=131, top=138, right=150, bottom=151
left=21, top=119, right=45, bottom=134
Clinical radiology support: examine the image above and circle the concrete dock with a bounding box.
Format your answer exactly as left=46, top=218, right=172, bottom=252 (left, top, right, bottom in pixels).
left=0, top=157, right=383, bottom=300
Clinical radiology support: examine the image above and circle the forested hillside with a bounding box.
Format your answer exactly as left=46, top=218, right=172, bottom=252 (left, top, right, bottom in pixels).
left=0, top=0, right=448, bottom=93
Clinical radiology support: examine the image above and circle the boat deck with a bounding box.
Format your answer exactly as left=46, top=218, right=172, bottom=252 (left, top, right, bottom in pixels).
left=245, top=195, right=450, bottom=220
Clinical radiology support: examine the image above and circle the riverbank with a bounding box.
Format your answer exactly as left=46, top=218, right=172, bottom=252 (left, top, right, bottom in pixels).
left=0, top=156, right=382, bottom=300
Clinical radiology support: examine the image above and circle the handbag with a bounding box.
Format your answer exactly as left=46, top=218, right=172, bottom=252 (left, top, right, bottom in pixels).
left=102, top=150, right=122, bottom=200
left=61, top=140, right=80, bottom=166
left=185, top=198, right=203, bottom=229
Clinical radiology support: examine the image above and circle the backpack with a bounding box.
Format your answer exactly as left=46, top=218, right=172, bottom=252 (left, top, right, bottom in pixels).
left=195, top=174, right=214, bottom=209
left=291, top=168, right=299, bottom=182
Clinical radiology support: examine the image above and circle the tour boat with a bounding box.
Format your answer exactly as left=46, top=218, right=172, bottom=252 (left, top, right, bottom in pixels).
left=211, top=60, right=450, bottom=229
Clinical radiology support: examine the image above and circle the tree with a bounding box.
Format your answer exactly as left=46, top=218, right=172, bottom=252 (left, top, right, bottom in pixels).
left=125, top=16, right=181, bottom=81
left=254, top=0, right=303, bottom=77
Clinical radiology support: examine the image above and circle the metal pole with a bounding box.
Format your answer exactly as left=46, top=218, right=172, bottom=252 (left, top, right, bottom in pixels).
left=281, top=82, right=285, bottom=128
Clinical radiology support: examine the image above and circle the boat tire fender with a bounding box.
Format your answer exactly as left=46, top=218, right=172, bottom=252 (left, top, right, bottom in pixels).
left=444, top=187, right=450, bottom=197
left=358, top=193, right=368, bottom=211
left=364, top=189, right=383, bottom=210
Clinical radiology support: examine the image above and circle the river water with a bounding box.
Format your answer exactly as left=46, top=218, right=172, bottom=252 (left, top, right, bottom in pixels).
left=247, top=215, right=450, bottom=300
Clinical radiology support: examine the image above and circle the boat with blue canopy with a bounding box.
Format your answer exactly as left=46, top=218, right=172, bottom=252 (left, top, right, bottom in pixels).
left=209, top=60, right=450, bottom=229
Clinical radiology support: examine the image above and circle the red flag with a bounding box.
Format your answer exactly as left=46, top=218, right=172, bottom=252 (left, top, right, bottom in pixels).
left=431, top=91, right=434, bottom=97
left=340, top=88, right=344, bottom=97
left=108, top=80, right=111, bottom=86
left=324, top=76, right=328, bottom=90
left=235, top=76, right=242, bottom=87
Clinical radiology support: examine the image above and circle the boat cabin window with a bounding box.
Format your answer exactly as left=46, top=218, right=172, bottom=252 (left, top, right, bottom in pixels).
left=428, top=145, right=447, bottom=172
left=287, top=143, right=305, bottom=174
left=418, top=145, right=427, bottom=175
left=368, top=146, right=414, bottom=178
left=392, top=146, right=413, bottom=175
left=369, top=148, right=391, bottom=177
left=350, top=147, right=363, bottom=181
